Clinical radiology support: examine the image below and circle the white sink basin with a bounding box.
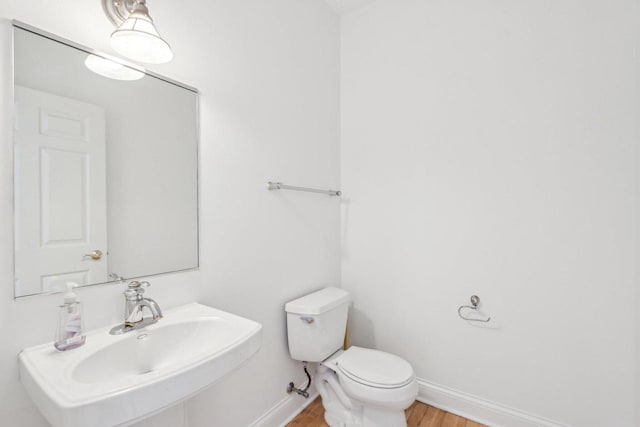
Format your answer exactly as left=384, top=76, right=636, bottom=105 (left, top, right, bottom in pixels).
left=19, top=303, right=262, bottom=427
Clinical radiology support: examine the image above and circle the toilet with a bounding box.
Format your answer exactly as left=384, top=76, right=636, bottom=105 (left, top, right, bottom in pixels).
left=285, top=287, right=418, bottom=427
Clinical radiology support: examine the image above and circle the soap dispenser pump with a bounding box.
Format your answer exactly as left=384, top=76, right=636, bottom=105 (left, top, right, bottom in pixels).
left=54, top=282, right=86, bottom=351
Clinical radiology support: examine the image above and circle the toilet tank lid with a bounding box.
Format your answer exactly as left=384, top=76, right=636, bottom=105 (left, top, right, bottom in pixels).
left=285, top=287, right=351, bottom=315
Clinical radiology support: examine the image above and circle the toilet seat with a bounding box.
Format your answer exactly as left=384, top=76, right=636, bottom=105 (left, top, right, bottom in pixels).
left=325, top=347, right=418, bottom=411
left=320, top=347, right=419, bottom=412
left=335, top=346, right=415, bottom=389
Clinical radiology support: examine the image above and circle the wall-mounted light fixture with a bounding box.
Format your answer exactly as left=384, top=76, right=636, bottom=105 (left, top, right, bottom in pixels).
left=101, top=0, right=173, bottom=64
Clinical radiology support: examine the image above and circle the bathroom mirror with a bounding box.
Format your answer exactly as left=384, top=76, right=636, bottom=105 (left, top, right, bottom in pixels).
left=12, top=23, right=199, bottom=297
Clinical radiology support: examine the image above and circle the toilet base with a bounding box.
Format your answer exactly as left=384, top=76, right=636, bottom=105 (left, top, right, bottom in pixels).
left=321, top=396, right=408, bottom=427
left=316, top=365, right=409, bottom=427
left=362, top=406, right=407, bottom=427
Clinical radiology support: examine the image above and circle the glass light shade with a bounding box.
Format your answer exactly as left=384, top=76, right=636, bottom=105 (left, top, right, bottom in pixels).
left=84, top=54, right=145, bottom=81
left=110, top=13, right=173, bottom=64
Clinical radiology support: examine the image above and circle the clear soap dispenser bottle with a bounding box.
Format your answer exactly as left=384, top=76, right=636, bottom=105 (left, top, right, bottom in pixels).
left=54, top=282, right=86, bottom=351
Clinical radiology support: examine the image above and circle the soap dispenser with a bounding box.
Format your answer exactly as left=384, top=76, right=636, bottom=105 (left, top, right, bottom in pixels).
left=54, top=282, right=86, bottom=351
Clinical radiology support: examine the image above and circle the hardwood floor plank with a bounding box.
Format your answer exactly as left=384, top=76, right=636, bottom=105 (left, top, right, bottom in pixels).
left=406, top=401, right=428, bottom=426
left=286, top=405, right=312, bottom=426
left=307, top=399, right=322, bottom=416
left=418, top=405, right=446, bottom=427
left=299, top=413, right=316, bottom=425
left=288, top=397, right=486, bottom=427
left=441, top=412, right=460, bottom=427
left=405, top=400, right=419, bottom=420
left=307, top=415, right=328, bottom=427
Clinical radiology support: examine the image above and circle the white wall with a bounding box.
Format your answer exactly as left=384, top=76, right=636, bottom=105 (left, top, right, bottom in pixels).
left=0, top=1, right=339, bottom=426
left=341, top=1, right=637, bottom=426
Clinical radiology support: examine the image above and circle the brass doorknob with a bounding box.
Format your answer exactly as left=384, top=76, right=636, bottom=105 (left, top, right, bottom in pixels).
left=83, top=250, right=103, bottom=260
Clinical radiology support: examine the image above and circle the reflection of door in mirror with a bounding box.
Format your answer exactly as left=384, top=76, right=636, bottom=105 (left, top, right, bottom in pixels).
left=14, top=85, right=108, bottom=296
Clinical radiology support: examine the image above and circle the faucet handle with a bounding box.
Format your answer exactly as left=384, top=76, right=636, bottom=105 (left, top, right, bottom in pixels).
left=128, top=280, right=150, bottom=289
left=124, top=280, right=150, bottom=298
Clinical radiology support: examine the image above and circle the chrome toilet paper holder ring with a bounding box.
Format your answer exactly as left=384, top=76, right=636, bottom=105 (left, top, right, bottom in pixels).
left=457, top=295, right=491, bottom=323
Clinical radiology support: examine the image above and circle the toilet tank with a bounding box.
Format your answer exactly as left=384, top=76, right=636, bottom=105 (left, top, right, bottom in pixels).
left=285, top=287, right=351, bottom=362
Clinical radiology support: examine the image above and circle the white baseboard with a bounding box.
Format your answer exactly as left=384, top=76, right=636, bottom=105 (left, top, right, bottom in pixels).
left=416, top=379, right=569, bottom=427
left=249, top=386, right=319, bottom=427
left=251, top=376, right=567, bottom=427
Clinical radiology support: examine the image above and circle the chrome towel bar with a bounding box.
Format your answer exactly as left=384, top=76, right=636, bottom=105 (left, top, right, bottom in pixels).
left=268, top=181, right=341, bottom=197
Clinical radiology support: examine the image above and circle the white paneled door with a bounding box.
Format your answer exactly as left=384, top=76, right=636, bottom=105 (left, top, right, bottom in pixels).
left=14, top=85, right=107, bottom=296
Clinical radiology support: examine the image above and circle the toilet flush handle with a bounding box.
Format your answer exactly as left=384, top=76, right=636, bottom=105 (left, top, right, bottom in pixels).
left=300, top=316, right=315, bottom=324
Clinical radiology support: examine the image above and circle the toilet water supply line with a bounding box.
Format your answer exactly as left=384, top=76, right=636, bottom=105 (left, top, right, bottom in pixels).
left=288, top=364, right=353, bottom=410
left=287, top=362, right=312, bottom=398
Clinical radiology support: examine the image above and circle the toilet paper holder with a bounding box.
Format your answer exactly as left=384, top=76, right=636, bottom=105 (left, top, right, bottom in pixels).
left=457, top=295, right=491, bottom=323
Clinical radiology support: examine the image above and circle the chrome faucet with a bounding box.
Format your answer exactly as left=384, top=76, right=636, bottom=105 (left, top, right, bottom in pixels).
left=109, top=281, right=163, bottom=335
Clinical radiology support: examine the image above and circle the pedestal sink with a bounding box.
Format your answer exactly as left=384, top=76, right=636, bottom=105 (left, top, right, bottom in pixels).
left=19, top=303, right=262, bottom=427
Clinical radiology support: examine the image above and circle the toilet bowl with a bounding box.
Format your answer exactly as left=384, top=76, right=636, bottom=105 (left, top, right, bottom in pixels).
left=285, top=287, right=418, bottom=427
left=318, top=347, right=418, bottom=427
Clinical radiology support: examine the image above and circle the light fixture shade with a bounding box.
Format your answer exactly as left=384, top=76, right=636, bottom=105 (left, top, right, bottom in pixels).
left=84, top=54, right=145, bottom=80
left=110, top=6, right=173, bottom=64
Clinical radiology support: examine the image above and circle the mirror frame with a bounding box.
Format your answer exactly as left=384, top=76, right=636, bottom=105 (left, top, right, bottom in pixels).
left=11, top=21, right=201, bottom=298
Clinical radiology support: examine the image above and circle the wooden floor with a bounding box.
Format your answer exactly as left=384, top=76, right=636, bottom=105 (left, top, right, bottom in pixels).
left=287, top=397, right=485, bottom=427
